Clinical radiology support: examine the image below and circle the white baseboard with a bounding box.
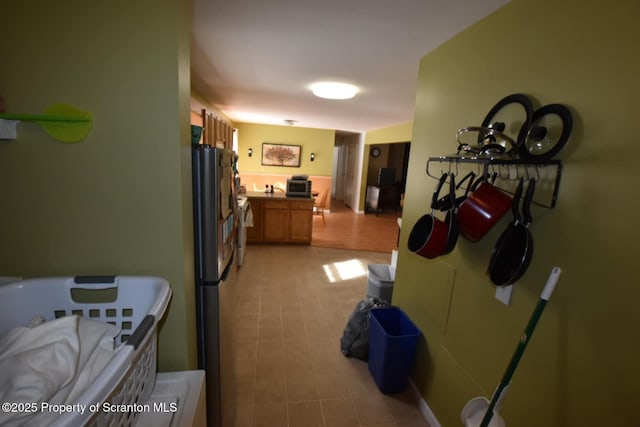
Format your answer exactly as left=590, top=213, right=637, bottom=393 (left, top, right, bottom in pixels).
left=409, top=379, right=442, bottom=427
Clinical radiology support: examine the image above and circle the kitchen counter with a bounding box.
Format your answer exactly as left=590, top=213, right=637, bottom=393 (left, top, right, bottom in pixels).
left=244, top=192, right=314, bottom=244
left=242, top=191, right=314, bottom=201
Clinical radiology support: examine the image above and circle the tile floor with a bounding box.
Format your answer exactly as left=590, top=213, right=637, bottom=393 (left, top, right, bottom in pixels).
left=231, top=245, right=430, bottom=427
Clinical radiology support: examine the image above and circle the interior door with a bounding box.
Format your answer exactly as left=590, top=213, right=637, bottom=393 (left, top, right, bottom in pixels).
left=333, top=145, right=346, bottom=201
left=344, top=143, right=358, bottom=208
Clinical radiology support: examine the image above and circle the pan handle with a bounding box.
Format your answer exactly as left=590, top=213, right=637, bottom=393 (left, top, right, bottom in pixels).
left=435, top=171, right=473, bottom=210
left=459, top=171, right=476, bottom=203
left=522, top=178, right=536, bottom=226
left=456, top=171, right=475, bottom=190
left=470, top=173, right=485, bottom=192
left=511, top=178, right=525, bottom=223
left=431, top=173, right=448, bottom=210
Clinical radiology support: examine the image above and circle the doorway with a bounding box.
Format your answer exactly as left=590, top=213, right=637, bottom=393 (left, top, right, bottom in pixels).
left=315, top=134, right=403, bottom=253
left=332, top=131, right=362, bottom=210
left=365, top=142, right=411, bottom=214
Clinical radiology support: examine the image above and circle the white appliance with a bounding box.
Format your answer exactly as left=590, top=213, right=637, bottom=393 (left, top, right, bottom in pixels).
left=135, top=370, right=206, bottom=427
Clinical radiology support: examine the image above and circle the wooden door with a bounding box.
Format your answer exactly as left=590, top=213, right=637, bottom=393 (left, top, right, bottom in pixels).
left=289, top=203, right=312, bottom=242
left=263, top=206, right=289, bottom=241
left=344, top=143, right=358, bottom=208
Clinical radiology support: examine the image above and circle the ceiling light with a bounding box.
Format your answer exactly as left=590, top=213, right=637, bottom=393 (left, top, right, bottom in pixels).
left=310, top=82, right=359, bottom=100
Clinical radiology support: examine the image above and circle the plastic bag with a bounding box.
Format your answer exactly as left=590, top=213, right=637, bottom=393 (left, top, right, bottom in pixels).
left=340, top=298, right=387, bottom=360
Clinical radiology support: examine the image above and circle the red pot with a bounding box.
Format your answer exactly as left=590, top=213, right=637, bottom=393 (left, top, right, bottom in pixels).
left=458, top=181, right=512, bottom=242
left=408, top=173, right=449, bottom=259
left=408, top=213, right=449, bottom=259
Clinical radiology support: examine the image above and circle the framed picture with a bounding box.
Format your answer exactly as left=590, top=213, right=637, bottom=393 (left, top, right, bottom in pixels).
left=261, top=143, right=301, bottom=167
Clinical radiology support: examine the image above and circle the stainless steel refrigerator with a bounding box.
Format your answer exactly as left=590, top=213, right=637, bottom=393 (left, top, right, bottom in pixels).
left=192, top=144, right=237, bottom=427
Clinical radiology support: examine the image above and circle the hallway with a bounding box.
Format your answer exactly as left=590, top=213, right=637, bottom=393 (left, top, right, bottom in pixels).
left=232, top=245, right=429, bottom=427
left=311, top=200, right=402, bottom=254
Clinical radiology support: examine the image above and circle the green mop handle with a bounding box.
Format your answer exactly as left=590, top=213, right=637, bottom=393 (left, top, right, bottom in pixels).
left=479, top=267, right=561, bottom=427
left=0, top=113, right=91, bottom=123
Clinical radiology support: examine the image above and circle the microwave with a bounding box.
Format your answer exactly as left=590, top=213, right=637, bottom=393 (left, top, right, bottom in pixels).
left=286, top=179, right=312, bottom=197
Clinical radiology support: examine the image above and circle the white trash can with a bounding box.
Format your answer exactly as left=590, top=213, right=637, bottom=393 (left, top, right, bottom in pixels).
left=367, top=264, right=395, bottom=304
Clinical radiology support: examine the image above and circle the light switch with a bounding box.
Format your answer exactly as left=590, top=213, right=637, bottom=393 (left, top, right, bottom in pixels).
left=495, top=284, right=513, bottom=306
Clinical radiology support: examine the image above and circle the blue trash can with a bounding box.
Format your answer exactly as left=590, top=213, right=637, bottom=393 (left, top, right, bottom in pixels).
left=368, top=307, right=421, bottom=394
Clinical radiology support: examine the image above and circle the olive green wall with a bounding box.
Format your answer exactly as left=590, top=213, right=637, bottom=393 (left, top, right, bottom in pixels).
left=0, top=0, right=196, bottom=371
left=394, top=0, right=640, bottom=426
left=235, top=122, right=335, bottom=176
left=364, top=121, right=413, bottom=145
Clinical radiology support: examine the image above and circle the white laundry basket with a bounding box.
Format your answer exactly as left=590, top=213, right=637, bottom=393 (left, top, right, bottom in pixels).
left=0, top=275, right=172, bottom=427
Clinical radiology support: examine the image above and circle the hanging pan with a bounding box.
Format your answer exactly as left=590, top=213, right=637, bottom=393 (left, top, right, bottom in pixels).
left=488, top=178, right=536, bottom=286
left=461, top=267, right=562, bottom=427
left=408, top=173, right=449, bottom=259
left=458, top=172, right=512, bottom=243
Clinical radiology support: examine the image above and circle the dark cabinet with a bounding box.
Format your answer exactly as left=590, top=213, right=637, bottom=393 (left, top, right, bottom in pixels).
left=366, top=185, right=400, bottom=215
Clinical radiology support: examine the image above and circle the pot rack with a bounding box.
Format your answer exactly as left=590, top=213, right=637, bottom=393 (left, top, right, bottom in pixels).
left=426, top=155, right=562, bottom=208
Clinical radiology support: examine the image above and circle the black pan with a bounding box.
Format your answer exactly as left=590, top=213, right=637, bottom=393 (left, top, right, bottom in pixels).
left=488, top=178, right=536, bottom=286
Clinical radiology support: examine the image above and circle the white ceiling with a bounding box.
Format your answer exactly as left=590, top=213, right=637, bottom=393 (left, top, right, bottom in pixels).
left=191, top=0, right=509, bottom=133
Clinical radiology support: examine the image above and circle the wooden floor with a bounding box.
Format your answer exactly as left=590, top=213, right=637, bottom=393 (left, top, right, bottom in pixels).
left=311, top=200, right=402, bottom=253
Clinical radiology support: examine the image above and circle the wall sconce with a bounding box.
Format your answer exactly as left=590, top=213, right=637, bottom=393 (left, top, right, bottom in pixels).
left=310, top=152, right=315, bottom=162
left=248, top=148, right=253, bottom=157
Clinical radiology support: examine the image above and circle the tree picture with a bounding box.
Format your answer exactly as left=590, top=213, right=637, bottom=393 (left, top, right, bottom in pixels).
left=261, top=143, right=301, bottom=167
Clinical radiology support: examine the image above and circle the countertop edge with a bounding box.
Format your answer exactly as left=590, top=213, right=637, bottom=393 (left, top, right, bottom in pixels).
left=242, top=191, right=314, bottom=201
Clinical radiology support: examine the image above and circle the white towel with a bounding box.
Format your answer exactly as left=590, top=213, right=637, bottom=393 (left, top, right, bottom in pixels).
left=0, top=317, right=79, bottom=418
left=59, top=316, right=119, bottom=404
left=0, top=316, right=119, bottom=426
left=245, top=202, right=254, bottom=227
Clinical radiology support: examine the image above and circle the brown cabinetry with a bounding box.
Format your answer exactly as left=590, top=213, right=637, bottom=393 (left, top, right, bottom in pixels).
left=263, top=201, right=290, bottom=241
left=246, top=194, right=313, bottom=244
left=289, top=201, right=313, bottom=242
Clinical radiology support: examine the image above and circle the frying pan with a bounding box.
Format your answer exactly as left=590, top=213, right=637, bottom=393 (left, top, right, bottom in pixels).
left=408, top=173, right=449, bottom=259
left=488, top=178, right=536, bottom=286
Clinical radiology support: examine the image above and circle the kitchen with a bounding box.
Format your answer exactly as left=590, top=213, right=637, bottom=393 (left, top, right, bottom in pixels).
left=0, top=0, right=639, bottom=426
